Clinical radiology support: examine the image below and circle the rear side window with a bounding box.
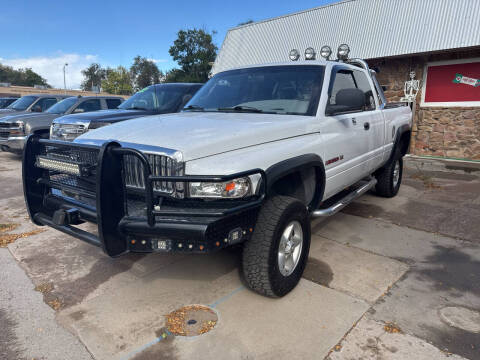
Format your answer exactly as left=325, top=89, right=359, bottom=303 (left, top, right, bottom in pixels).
left=76, top=99, right=102, bottom=112
left=36, top=97, right=57, bottom=111
left=106, top=98, right=122, bottom=109
left=352, top=70, right=376, bottom=111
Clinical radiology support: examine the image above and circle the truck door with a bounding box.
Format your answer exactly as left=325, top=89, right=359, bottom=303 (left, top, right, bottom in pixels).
left=351, top=69, right=385, bottom=171
left=321, top=67, right=372, bottom=199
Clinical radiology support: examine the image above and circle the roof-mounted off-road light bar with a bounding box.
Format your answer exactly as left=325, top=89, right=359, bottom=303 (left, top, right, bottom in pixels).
left=288, top=44, right=351, bottom=62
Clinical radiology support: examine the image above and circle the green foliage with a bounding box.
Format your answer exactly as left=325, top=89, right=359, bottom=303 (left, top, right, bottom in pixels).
left=238, top=19, right=254, bottom=26
left=130, top=56, right=162, bottom=91
left=167, top=28, right=217, bottom=83
left=81, top=63, right=106, bottom=91
left=101, top=66, right=133, bottom=95
left=0, top=64, right=50, bottom=87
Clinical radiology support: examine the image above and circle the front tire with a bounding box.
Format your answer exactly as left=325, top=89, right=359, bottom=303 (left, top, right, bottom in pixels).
left=375, top=148, right=403, bottom=198
left=242, top=196, right=310, bottom=297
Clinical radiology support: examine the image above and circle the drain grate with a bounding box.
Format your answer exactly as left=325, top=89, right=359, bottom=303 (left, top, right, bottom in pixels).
left=165, top=305, right=218, bottom=336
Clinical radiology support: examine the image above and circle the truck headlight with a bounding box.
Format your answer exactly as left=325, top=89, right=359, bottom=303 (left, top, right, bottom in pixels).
left=10, top=121, right=25, bottom=136
left=189, top=177, right=251, bottom=199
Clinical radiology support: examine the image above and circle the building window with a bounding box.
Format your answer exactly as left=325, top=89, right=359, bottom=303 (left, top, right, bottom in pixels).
left=421, top=58, right=480, bottom=107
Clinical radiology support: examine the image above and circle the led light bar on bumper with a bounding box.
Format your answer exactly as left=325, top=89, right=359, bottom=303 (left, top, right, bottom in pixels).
left=35, top=155, right=90, bottom=176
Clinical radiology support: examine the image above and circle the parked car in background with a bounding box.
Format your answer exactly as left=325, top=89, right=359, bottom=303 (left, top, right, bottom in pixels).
left=0, top=97, right=19, bottom=109
left=0, top=96, right=124, bottom=153
left=50, top=83, right=203, bottom=141
left=0, top=94, right=69, bottom=119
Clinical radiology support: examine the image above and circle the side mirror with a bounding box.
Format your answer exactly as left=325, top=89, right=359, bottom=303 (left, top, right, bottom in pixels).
left=180, top=94, right=193, bottom=109
left=326, top=88, right=365, bottom=116
left=32, top=105, right=42, bottom=112
left=73, top=108, right=85, bottom=114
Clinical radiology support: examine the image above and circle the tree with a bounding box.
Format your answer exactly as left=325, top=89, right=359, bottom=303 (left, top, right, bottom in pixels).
left=130, top=56, right=162, bottom=91
left=81, top=63, right=106, bottom=91
left=0, top=64, right=50, bottom=87
left=101, top=66, right=133, bottom=95
left=167, top=28, right=217, bottom=83
left=238, top=19, right=254, bottom=26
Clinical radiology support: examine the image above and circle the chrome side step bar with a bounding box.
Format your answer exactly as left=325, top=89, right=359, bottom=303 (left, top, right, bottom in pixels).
left=311, top=178, right=377, bottom=218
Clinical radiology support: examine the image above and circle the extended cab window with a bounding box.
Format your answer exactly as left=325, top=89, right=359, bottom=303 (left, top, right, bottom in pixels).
left=106, top=98, right=122, bottom=109
left=352, top=70, right=376, bottom=111
left=185, top=65, right=325, bottom=116
left=36, top=97, right=57, bottom=111
left=76, top=99, right=102, bottom=112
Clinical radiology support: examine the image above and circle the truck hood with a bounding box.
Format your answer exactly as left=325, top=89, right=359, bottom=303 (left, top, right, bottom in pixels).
left=75, top=112, right=318, bottom=161
left=56, top=108, right=152, bottom=124
left=0, top=112, right=59, bottom=123
left=0, top=109, right=24, bottom=118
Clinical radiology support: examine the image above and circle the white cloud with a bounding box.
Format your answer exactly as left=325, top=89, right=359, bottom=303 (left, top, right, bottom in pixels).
left=147, top=58, right=168, bottom=64
left=0, top=53, right=100, bottom=90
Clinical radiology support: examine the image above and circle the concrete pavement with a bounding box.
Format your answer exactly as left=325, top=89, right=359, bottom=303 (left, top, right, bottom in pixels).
left=1, top=151, right=479, bottom=359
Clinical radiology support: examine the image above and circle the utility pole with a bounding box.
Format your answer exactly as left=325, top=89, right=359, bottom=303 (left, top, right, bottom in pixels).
left=63, top=63, right=68, bottom=93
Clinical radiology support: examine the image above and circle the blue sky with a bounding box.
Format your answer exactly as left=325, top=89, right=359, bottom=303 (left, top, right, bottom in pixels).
left=0, top=0, right=336, bottom=89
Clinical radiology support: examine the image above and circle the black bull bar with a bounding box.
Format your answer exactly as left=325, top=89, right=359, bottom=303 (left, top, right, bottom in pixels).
left=23, top=135, right=266, bottom=257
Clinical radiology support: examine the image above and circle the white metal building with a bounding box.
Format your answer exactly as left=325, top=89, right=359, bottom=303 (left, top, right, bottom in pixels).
left=213, top=0, right=480, bottom=160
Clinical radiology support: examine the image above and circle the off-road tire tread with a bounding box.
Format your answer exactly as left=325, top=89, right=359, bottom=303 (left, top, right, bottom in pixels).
left=375, top=148, right=402, bottom=198
left=242, top=196, right=308, bottom=297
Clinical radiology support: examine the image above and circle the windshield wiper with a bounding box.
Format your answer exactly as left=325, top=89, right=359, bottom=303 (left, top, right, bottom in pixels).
left=183, top=104, right=204, bottom=111
left=217, top=105, right=264, bottom=113
left=126, top=106, right=148, bottom=111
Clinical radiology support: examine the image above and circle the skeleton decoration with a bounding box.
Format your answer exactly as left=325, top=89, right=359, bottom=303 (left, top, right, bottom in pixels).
left=401, top=71, right=421, bottom=102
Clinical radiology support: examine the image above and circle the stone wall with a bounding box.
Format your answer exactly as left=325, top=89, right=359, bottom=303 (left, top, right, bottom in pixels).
left=368, top=49, right=480, bottom=160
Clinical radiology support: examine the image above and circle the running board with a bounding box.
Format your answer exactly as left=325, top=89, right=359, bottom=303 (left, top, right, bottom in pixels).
left=311, top=178, right=377, bottom=218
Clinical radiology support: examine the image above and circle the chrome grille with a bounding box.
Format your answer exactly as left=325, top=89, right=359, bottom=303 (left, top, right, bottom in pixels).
left=0, top=131, right=9, bottom=139
left=123, top=154, right=184, bottom=196
left=0, top=123, right=12, bottom=129
left=51, top=123, right=87, bottom=141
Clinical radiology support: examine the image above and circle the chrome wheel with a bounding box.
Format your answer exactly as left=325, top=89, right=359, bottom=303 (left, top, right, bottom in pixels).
left=393, top=160, right=400, bottom=188
left=278, top=220, right=303, bottom=276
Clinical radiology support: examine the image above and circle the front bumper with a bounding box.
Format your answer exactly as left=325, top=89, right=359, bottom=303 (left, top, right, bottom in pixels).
left=23, top=135, right=265, bottom=257
left=0, top=136, right=26, bottom=152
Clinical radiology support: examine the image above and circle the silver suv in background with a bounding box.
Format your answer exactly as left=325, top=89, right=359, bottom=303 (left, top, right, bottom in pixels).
left=0, top=94, right=69, bottom=119
left=0, top=96, right=124, bottom=153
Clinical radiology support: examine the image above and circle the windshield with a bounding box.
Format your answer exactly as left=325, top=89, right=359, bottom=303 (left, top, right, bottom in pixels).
left=185, top=65, right=325, bottom=116
left=119, top=85, right=189, bottom=112
left=46, top=97, right=77, bottom=114
left=7, top=95, right=37, bottom=110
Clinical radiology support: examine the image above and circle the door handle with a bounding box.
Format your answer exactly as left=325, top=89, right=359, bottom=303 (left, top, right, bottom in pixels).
left=364, top=122, right=370, bottom=130
left=351, top=117, right=357, bottom=125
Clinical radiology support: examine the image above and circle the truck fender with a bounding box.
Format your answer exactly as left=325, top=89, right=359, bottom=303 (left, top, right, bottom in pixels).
left=389, top=124, right=411, bottom=162
left=265, top=154, right=325, bottom=210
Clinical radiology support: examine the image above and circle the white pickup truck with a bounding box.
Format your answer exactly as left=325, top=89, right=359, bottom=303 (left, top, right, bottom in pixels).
left=23, top=46, right=412, bottom=297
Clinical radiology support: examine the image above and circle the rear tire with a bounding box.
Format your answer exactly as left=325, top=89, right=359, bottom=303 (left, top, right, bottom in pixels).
left=375, top=148, right=403, bottom=198
left=242, top=196, right=310, bottom=297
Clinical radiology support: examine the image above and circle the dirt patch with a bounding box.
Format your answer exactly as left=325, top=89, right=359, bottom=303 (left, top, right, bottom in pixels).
left=165, top=305, right=217, bottom=336
left=0, top=228, right=45, bottom=247
left=383, top=322, right=402, bottom=333
left=0, top=223, right=19, bottom=233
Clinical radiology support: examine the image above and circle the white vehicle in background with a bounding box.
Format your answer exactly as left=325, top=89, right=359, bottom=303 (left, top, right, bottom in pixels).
left=23, top=44, right=412, bottom=297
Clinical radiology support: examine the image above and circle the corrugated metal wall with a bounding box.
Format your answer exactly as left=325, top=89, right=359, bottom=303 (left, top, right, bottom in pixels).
left=212, top=0, right=480, bottom=74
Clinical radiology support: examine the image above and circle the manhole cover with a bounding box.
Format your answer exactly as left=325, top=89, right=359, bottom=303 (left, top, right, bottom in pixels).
left=165, top=305, right=218, bottom=336
left=439, top=306, right=480, bottom=333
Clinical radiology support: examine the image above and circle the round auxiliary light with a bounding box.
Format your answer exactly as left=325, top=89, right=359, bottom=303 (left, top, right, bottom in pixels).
left=337, top=43, right=350, bottom=60
left=289, top=49, right=300, bottom=61
left=320, top=45, right=332, bottom=60
left=305, top=47, right=316, bottom=60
